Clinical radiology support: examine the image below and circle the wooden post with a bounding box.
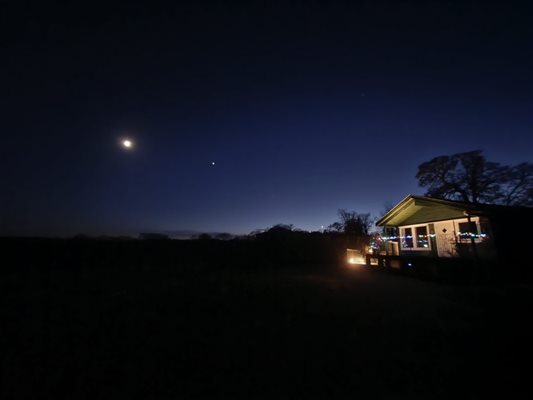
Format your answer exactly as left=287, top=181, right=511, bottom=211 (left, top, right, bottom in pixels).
left=465, top=212, right=479, bottom=260
left=465, top=211, right=480, bottom=282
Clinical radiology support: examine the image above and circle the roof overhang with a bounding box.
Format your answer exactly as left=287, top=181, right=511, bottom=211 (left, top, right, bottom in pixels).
left=377, top=195, right=482, bottom=227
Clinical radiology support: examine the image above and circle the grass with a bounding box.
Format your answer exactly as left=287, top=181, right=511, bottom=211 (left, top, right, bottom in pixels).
left=2, top=263, right=532, bottom=399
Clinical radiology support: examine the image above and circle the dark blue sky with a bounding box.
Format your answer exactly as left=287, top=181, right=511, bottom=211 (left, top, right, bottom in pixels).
left=2, top=0, right=532, bottom=236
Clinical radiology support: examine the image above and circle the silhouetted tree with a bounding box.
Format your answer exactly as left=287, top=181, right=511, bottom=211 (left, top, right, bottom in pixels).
left=139, top=233, right=169, bottom=240
left=327, top=209, right=373, bottom=251
left=416, top=150, right=533, bottom=206
left=215, top=232, right=233, bottom=240
left=498, top=163, right=533, bottom=206
left=327, top=210, right=373, bottom=236
left=258, top=224, right=295, bottom=240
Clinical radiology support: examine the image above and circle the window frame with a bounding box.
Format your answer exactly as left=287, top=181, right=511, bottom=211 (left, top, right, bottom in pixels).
left=400, top=224, right=432, bottom=251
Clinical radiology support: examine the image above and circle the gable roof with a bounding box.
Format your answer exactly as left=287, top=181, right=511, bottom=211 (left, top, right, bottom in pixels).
left=376, top=195, right=533, bottom=227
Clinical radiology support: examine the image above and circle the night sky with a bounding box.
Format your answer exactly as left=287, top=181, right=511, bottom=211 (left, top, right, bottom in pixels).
left=2, top=1, right=532, bottom=237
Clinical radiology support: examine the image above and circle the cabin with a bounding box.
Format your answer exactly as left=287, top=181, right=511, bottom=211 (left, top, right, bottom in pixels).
left=375, top=195, right=533, bottom=279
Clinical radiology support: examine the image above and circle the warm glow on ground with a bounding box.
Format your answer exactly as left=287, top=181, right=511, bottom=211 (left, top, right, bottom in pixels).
left=348, top=256, right=365, bottom=265
left=346, top=248, right=365, bottom=266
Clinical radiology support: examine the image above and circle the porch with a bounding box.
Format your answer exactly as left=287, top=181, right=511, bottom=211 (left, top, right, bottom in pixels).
left=364, top=253, right=496, bottom=283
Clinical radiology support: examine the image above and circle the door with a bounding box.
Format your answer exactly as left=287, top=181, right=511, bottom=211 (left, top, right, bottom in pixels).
left=436, top=232, right=457, bottom=257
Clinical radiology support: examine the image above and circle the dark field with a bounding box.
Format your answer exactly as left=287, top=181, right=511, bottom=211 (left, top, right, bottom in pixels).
left=2, top=239, right=532, bottom=399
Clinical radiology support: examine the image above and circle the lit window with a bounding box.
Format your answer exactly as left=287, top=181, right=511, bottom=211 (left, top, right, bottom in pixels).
left=401, top=228, right=413, bottom=248
left=458, top=222, right=478, bottom=240
left=415, top=226, right=429, bottom=248
left=400, top=225, right=431, bottom=250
